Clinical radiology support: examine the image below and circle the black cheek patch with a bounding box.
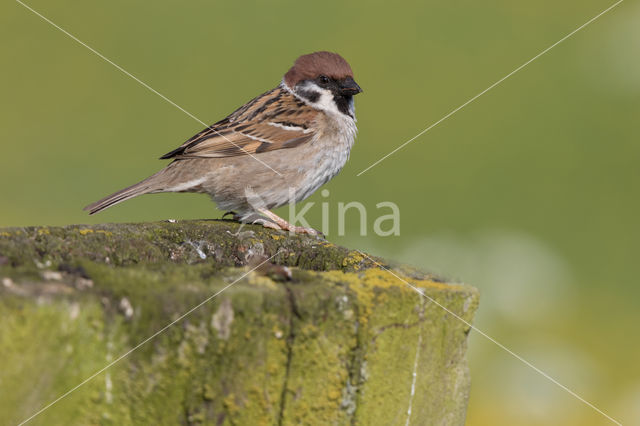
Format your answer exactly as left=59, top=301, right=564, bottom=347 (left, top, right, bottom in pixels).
left=298, top=89, right=320, bottom=103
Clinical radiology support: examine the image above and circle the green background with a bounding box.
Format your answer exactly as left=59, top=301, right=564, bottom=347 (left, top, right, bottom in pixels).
left=1, top=0, right=638, bottom=424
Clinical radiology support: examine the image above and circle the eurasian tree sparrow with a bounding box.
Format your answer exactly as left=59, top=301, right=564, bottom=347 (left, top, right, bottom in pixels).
left=84, top=51, right=362, bottom=235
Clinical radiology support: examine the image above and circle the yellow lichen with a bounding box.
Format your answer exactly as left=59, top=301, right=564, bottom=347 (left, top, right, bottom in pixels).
left=223, top=394, right=239, bottom=414
left=327, top=389, right=341, bottom=401
left=342, top=251, right=365, bottom=270
left=317, top=268, right=470, bottom=326
left=79, top=229, right=94, bottom=235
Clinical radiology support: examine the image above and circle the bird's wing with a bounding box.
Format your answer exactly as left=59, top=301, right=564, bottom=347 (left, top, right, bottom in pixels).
left=160, top=87, right=318, bottom=159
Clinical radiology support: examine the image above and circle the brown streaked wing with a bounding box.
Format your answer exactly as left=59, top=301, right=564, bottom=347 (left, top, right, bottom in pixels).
left=160, top=87, right=318, bottom=159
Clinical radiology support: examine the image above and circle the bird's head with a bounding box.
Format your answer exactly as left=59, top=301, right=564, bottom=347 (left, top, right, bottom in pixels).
left=283, top=51, right=362, bottom=119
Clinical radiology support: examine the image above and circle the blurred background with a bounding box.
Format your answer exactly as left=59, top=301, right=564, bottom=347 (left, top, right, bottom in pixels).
left=1, top=0, right=638, bottom=424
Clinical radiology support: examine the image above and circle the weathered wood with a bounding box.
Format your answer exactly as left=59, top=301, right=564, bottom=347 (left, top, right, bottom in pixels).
left=0, top=220, right=478, bottom=425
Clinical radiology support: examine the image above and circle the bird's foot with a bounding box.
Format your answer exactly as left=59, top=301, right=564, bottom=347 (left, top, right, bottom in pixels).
left=256, top=209, right=323, bottom=236
left=285, top=224, right=322, bottom=235
left=251, top=218, right=282, bottom=231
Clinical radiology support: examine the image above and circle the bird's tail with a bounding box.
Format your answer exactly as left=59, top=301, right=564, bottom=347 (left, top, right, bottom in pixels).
left=83, top=172, right=163, bottom=215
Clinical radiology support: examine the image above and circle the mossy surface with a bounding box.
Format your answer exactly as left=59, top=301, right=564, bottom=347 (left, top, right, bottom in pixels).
left=0, top=221, right=477, bottom=425
left=0, top=220, right=387, bottom=273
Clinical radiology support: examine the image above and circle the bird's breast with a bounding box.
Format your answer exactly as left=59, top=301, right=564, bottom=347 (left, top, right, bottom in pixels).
left=290, top=115, right=357, bottom=202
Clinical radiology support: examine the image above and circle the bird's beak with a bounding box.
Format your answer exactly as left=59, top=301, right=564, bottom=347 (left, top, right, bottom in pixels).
left=340, top=77, right=363, bottom=95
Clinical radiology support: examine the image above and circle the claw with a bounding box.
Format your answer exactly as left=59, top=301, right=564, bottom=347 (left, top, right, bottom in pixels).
left=221, top=211, right=237, bottom=220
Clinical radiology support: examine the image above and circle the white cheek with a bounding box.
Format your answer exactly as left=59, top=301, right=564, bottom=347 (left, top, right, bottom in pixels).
left=298, top=82, right=344, bottom=116
left=315, top=88, right=341, bottom=114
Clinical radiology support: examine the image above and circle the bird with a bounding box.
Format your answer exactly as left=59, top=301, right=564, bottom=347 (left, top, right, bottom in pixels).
left=84, top=51, right=362, bottom=235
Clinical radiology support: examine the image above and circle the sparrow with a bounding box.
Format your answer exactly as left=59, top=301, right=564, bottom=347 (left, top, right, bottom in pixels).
left=84, top=51, right=362, bottom=235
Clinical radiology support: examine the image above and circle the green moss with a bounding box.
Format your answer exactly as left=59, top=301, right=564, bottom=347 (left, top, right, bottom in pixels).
left=0, top=220, right=381, bottom=273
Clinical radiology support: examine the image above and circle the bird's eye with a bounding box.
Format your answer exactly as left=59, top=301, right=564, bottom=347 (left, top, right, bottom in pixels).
left=319, top=75, right=330, bottom=84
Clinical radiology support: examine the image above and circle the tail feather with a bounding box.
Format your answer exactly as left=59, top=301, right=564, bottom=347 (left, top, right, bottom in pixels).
left=84, top=176, right=160, bottom=215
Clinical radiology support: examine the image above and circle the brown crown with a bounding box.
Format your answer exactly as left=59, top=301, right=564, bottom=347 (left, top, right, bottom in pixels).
left=284, top=51, right=354, bottom=88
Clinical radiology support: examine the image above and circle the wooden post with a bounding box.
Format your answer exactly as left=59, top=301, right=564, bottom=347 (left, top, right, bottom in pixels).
left=0, top=220, right=478, bottom=425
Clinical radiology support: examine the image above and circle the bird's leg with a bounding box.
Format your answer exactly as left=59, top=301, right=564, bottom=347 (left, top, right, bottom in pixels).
left=256, top=208, right=320, bottom=236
